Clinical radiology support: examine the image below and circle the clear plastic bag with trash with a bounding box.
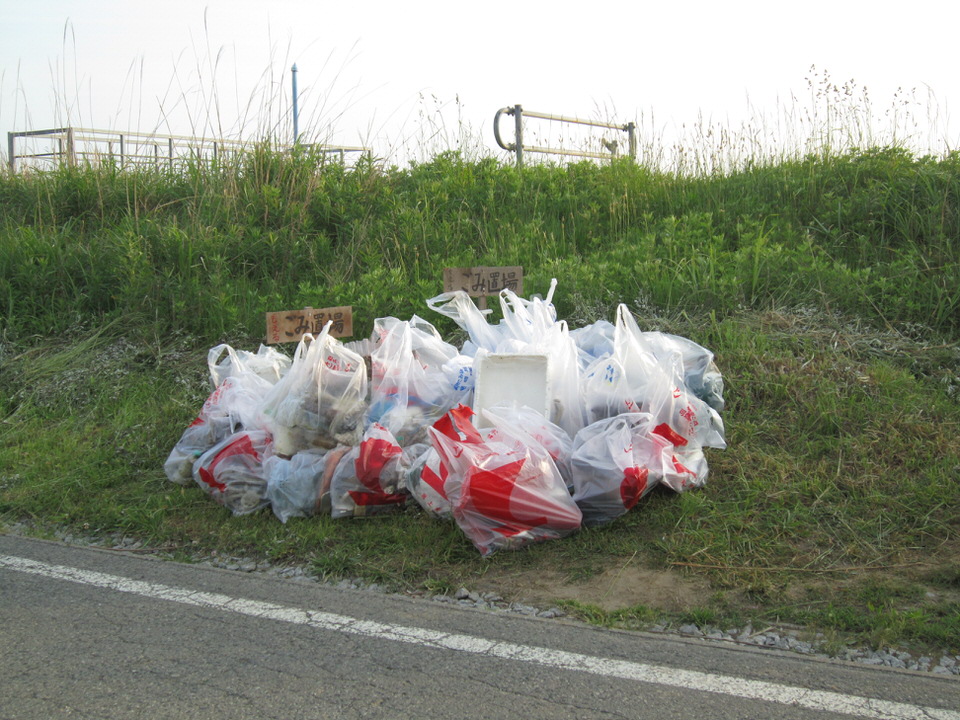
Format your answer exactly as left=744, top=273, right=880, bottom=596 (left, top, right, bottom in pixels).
left=259, top=324, right=368, bottom=456
left=366, top=315, right=473, bottom=446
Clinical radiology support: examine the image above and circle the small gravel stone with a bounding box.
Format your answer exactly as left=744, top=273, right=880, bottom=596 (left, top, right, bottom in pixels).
left=511, top=604, right=539, bottom=616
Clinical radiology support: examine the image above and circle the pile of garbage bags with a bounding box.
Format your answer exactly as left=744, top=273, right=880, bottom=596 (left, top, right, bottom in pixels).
left=164, top=282, right=726, bottom=556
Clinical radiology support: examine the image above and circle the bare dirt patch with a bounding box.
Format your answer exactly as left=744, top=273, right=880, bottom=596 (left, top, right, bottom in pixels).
left=473, top=563, right=713, bottom=612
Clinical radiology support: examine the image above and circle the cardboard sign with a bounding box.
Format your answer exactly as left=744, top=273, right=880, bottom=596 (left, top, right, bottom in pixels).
left=265, top=306, right=353, bottom=344
left=443, top=266, right=523, bottom=298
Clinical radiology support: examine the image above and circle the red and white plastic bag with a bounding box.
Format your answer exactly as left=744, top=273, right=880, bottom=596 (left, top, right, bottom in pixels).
left=163, top=371, right=273, bottom=485
left=192, top=429, right=273, bottom=515
left=330, top=423, right=409, bottom=518
left=429, top=405, right=581, bottom=556
left=570, top=413, right=673, bottom=526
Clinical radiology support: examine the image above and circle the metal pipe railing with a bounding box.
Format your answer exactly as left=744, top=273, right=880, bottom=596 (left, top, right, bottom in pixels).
left=7, top=127, right=369, bottom=172
left=494, top=104, right=636, bottom=166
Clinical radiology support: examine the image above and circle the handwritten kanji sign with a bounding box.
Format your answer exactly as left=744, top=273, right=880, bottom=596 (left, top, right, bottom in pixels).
left=265, top=306, right=353, bottom=344
left=443, top=266, right=523, bottom=298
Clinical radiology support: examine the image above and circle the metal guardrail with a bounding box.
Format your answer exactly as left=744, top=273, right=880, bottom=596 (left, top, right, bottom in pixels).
left=494, top=105, right=636, bottom=166
left=7, top=127, right=368, bottom=172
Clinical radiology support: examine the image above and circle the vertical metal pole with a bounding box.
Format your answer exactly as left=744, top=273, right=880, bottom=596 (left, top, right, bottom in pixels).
left=626, top=122, right=636, bottom=161
left=168, top=137, right=174, bottom=169
left=513, top=104, right=523, bottom=167
left=7, top=132, right=15, bottom=172
left=291, top=63, right=299, bottom=145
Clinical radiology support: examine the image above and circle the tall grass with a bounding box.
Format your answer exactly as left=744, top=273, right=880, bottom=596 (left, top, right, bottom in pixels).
left=1, top=143, right=957, bottom=343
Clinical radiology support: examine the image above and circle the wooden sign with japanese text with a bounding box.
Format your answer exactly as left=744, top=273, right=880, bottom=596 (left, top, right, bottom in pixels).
left=443, top=266, right=523, bottom=298
left=265, top=306, right=353, bottom=344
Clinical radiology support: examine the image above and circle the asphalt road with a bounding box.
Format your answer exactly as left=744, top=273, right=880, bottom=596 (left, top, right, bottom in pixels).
left=1, top=534, right=957, bottom=720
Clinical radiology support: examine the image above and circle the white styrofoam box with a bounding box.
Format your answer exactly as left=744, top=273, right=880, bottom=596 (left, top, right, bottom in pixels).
left=472, top=353, right=551, bottom=427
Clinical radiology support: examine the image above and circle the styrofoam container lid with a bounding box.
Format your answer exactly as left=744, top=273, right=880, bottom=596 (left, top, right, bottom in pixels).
left=473, top=353, right=550, bottom=427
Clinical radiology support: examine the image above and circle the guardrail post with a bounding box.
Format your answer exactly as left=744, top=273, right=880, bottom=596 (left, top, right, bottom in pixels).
left=513, top=104, right=523, bottom=167
left=626, top=122, right=636, bottom=161
left=119, top=134, right=125, bottom=166
left=7, top=132, right=15, bottom=172
left=66, top=128, right=77, bottom=167
left=168, top=137, right=174, bottom=169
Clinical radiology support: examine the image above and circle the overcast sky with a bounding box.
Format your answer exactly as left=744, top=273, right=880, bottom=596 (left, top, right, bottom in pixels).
left=2, top=0, right=957, bottom=166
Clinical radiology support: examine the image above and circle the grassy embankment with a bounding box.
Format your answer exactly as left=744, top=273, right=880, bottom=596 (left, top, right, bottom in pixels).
left=1, top=144, right=958, bottom=653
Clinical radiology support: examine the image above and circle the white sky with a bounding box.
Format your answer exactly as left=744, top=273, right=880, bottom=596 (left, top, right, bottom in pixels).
left=2, top=0, right=958, bottom=166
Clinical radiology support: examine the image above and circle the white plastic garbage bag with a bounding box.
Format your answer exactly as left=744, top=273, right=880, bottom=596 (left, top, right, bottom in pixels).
left=207, top=342, right=291, bottom=389
left=260, top=325, right=367, bottom=456
left=582, top=305, right=726, bottom=450
left=366, top=315, right=473, bottom=445
left=425, top=290, right=503, bottom=355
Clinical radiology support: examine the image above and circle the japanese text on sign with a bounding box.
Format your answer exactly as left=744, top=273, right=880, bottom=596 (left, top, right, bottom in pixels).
left=265, top=306, right=353, bottom=344
left=443, top=266, right=523, bottom=298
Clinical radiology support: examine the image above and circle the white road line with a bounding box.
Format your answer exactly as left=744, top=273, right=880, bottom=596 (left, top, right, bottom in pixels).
left=2, top=553, right=956, bottom=720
